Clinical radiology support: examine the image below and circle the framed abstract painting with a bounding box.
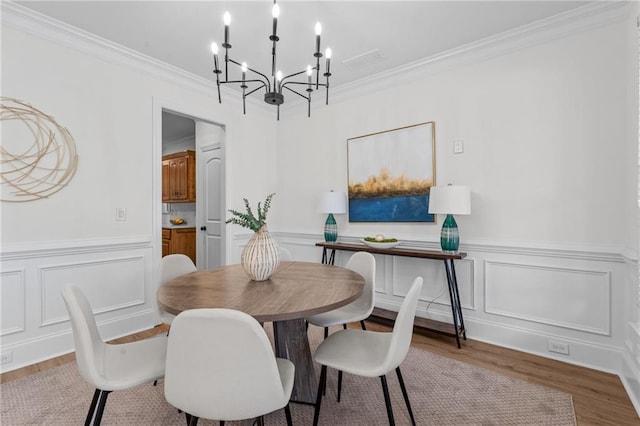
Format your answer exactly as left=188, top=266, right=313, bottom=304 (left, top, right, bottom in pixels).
left=347, top=122, right=436, bottom=222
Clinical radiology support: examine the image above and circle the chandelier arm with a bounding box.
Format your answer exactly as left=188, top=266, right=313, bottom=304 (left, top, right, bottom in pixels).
left=227, top=58, right=271, bottom=90
left=221, top=79, right=265, bottom=86
left=281, top=69, right=311, bottom=85
left=244, top=84, right=268, bottom=97
left=282, top=84, right=310, bottom=101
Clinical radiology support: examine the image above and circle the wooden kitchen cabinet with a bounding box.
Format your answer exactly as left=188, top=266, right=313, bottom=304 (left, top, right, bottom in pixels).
left=162, top=227, right=196, bottom=264
left=162, top=150, right=196, bottom=202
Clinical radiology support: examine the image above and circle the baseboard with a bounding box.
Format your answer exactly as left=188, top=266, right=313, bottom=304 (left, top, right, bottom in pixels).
left=621, top=352, right=640, bottom=416
left=0, top=309, right=157, bottom=373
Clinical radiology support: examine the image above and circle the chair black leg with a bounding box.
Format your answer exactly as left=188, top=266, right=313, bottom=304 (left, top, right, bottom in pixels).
left=92, top=390, right=111, bottom=426
left=322, top=326, right=329, bottom=396
left=219, top=421, right=224, bottom=426
left=380, top=375, right=395, bottom=426
left=396, top=367, right=416, bottom=426
left=337, top=370, right=343, bottom=402
left=187, top=414, right=199, bottom=426
left=313, top=365, right=327, bottom=426
left=284, top=403, right=293, bottom=426
left=360, top=320, right=367, bottom=330
left=343, top=323, right=347, bottom=330
left=85, top=389, right=101, bottom=426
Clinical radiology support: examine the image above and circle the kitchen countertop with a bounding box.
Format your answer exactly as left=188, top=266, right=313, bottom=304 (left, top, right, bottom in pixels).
left=162, top=224, right=195, bottom=229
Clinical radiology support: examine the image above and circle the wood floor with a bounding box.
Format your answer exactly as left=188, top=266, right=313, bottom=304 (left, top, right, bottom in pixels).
left=1, top=322, right=638, bottom=425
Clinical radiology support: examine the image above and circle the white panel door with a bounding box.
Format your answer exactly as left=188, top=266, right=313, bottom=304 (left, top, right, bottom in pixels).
left=195, top=122, right=225, bottom=270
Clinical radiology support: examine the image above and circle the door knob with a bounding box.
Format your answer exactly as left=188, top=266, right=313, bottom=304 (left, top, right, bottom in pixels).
left=200, top=226, right=207, bottom=231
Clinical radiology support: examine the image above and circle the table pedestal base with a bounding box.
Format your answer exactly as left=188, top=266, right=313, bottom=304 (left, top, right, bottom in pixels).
left=273, top=319, right=318, bottom=404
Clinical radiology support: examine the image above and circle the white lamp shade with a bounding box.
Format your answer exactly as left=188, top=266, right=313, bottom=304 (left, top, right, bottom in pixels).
left=428, top=185, right=471, bottom=215
left=319, top=191, right=347, bottom=214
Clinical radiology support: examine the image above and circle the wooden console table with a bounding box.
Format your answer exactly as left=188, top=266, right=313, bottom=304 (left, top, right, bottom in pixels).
left=316, top=241, right=467, bottom=348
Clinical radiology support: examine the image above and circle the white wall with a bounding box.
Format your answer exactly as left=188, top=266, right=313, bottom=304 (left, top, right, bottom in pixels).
left=0, top=5, right=277, bottom=371
left=276, top=21, right=632, bottom=248
left=273, top=2, right=639, bottom=395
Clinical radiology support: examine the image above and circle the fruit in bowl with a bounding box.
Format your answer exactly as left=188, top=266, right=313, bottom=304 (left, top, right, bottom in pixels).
left=361, top=235, right=400, bottom=249
left=363, top=234, right=397, bottom=243
left=170, top=217, right=186, bottom=225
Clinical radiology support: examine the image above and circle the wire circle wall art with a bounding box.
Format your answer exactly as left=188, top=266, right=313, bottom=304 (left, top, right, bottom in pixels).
left=1, top=97, right=78, bottom=202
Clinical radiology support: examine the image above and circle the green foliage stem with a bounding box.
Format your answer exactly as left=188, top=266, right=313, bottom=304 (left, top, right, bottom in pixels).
left=226, top=193, right=275, bottom=232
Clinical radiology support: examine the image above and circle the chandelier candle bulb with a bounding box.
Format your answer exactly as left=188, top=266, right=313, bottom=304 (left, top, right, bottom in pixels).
left=325, top=48, right=332, bottom=74
left=241, top=62, right=247, bottom=82
left=211, top=42, right=219, bottom=70
left=272, top=4, right=280, bottom=37
left=315, top=22, right=322, bottom=53
left=223, top=12, right=231, bottom=47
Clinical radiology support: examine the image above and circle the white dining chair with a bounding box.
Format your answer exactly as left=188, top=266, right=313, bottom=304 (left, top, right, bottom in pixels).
left=312, top=276, right=424, bottom=426
left=306, top=251, right=376, bottom=336
left=164, top=308, right=295, bottom=426
left=159, top=254, right=197, bottom=326
left=306, top=251, right=375, bottom=398
left=62, top=285, right=167, bottom=426
left=279, top=246, right=293, bottom=261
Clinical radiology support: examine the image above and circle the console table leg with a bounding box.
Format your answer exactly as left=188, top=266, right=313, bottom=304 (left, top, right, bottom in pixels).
left=444, top=259, right=464, bottom=348
left=449, top=260, right=466, bottom=341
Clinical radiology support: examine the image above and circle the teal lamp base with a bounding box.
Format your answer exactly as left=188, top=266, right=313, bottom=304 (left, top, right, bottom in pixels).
left=440, top=214, right=460, bottom=253
left=324, top=213, right=338, bottom=242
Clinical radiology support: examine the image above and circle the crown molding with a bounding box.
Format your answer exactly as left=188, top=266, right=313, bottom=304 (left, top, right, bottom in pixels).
left=0, top=1, right=273, bottom=117
left=2, top=1, right=631, bottom=121
left=282, top=1, right=632, bottom=117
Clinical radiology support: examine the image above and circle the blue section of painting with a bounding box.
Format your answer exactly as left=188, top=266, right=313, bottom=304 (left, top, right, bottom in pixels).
left=349, top=195, right=434, bottom=222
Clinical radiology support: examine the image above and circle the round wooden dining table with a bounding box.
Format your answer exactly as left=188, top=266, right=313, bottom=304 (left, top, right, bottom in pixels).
left=157, top=261, right=364, bottom=404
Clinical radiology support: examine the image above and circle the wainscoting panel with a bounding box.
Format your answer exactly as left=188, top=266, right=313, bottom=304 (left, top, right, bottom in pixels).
left=391, top=256, right=475, bottom=311
left=40, top=256, right=146, bottom=327
left=271, top=232, right=629, bottom=376
left=0, top=268, right=26, bottom=337
left=485, top=260, right=611, bottom=335
left=0, top=237, right=156, bottom=373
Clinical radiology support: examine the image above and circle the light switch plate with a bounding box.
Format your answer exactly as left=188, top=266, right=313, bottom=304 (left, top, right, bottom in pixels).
left=116, top=207, right=126, bottom=221
left=454, top=139, right=464, bottom=154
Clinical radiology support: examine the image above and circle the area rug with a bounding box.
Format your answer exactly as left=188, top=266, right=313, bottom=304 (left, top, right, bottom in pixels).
left=0, top=325, right=576, bottom=425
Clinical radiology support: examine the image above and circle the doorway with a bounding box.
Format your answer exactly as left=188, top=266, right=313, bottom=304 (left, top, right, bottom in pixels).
left=160, top=109, right=225, bottom=271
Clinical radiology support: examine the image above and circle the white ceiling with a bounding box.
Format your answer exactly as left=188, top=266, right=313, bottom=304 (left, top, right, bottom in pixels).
left=17, top=1, right=592, bottom=94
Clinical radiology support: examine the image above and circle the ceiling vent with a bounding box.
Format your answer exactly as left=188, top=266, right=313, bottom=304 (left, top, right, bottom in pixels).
left=342, top=49, right=383, bottom=69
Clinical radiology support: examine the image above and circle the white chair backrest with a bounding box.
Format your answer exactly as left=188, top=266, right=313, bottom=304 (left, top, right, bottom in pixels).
left=279, top=246, right=293, bottom=261
left=61, top=285, right=107, bottom=389
left=160, top=254, right=196, bottom=285
left=384, top=276, right=423, bottom=371
left=165, top=308, right=289, bottom=421
left=345, top=252, right=376, bottom=315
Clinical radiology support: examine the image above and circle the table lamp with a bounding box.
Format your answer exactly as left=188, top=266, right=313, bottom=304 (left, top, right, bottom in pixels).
left=428, top=184, right=471, bottom=253
left=319, top=190, right=347, bottom=242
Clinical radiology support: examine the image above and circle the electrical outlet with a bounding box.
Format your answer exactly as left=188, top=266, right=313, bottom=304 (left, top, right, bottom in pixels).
left=548, top=340, right=569, bottom=355
left=1, top=351, right=13, bottom=365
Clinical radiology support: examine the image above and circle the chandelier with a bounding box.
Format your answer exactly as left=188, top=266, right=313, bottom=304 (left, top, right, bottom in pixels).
left=210, top=1, right=332, bottom=120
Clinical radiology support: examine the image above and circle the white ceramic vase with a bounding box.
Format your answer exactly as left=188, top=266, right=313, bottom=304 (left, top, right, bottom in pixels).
left=241, top=225, right=280, bottom=281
